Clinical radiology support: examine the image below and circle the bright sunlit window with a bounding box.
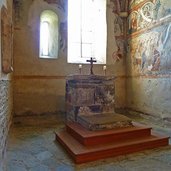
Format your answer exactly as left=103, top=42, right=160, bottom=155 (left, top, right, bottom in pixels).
left=40, top=21, right=49, bottom=56
left=39, top=10, right=59, bottom=59
left=68, top=0, right=107, bottom=64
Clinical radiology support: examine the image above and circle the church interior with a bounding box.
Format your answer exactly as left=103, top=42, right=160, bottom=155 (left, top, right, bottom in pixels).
left=1, top=0, right=171, bottom=170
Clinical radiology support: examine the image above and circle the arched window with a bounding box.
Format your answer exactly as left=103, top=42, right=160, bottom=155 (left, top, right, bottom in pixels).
left=39, top=10, right=59, bottom=58
left=68, top=0, right=107, bottom=64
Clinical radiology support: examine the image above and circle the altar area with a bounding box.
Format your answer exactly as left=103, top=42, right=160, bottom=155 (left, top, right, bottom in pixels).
left=55, top=60, right=169, bottom=164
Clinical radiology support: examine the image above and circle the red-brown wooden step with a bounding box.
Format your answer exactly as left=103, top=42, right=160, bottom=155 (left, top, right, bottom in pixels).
left=55, top=129, right=169, bottom=164
left=66, top=122, right=152, bottom=146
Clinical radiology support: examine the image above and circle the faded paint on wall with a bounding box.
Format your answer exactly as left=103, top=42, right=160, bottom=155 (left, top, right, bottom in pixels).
left=107, top=0, right=126, bottom=64
left=126, top=0, right=171, bottom=121
left=1, top=5, right=13, bottom=74
left=127, top=0, right=171, bottom=74
left=0, top=0, right=13, bottom=170
left=127, top=77, right=171, bottom=119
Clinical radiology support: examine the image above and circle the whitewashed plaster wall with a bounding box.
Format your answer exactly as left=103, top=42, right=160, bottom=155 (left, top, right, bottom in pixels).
left=127, top=77, right=171, bottom=120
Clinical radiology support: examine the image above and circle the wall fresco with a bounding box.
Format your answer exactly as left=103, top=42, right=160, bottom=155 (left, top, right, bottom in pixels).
left=129, top=0, right=146, bottom=9
left=120, top=0, right=128, bottom=11
left=127, top=0, right=171, bottom=74
left=128, top=0, right=171, bottom=34
left=108, top=0, right=125, bottom=63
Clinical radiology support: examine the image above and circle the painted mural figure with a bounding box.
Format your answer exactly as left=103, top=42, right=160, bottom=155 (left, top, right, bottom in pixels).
left=143, top=5, right=151, bottom=18
left=140, top=2, right=154, bottom=27
left=108, top=1, right=124, bottom=63
left=128, top=12, right=137, bottom=33
left=132, top=14, right=137, bottom=30
left=128, top=0, right=171, bottom=74
left=141, top=47, right=147, bottom=71
left=114, top=14, right=123, bottom=36
left=112, top=39, right=125, bottom=63
left=110, top=0, right=123, bottom=36
left=119, top=0, right=127, bottom=11
left=133, top=41, right=142, bottom=68
left=112, top=46, right=122, bottom=62
left=130, top=30, right=163, bottom=73
left=152, top=0, right=161, bottom=20
left=151, top=47, right=160, bottom=71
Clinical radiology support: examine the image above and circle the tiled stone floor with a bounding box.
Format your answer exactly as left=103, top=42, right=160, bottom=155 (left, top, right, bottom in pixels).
left=6, top=113, right=171, bottom=171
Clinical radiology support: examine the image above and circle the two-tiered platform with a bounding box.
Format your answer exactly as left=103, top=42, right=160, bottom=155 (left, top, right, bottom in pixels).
left=55, top=121, right=169, bottom=164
